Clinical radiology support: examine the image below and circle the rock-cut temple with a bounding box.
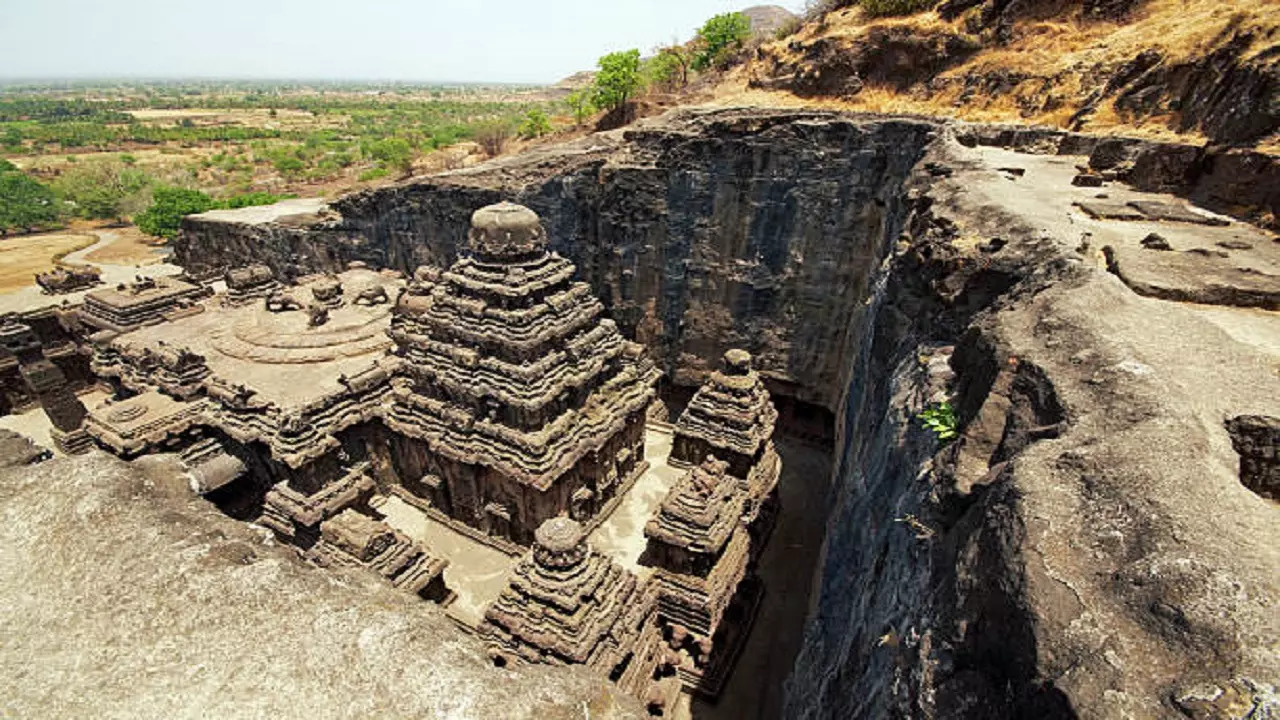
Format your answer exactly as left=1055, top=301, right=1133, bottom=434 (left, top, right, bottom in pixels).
left=16, top=201, right=781, bottom=715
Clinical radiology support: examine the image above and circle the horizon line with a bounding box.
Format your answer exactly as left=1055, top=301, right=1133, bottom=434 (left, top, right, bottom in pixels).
left=0, top=75, right=558, bottom=87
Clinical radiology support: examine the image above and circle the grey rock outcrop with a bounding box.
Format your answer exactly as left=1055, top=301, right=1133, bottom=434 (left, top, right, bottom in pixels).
left=786, top=128, right=1279, bottom=718
left=0, top=452, right=642, bottom=720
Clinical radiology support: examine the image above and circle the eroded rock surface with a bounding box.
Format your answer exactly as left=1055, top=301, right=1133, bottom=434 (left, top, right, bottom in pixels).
left=787, top=127, right=1279, bottom=718
left=0, top=451, right=642, bottom=720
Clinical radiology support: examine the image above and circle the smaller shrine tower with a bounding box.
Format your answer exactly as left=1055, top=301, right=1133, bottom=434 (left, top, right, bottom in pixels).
left=0, top=322, right=92, bottom=454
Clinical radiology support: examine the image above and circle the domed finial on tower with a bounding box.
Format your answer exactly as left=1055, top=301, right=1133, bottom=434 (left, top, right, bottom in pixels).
left=532, top=516, right=588, bottom=571
left=723, top=348, right=752, bottom=376
left=468, top=202, right=546, bottom=262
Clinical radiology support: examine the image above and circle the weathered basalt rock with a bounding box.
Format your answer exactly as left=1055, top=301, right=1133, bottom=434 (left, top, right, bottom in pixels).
left=0, top=452, right=644, bottom=719
left=749, top=28, right=982, bottom=97
left=786, top=127, right=1278, bottom=719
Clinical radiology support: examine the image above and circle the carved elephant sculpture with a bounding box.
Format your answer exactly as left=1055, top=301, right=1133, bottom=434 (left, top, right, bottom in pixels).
left=265, top=290, right=303, bottom=312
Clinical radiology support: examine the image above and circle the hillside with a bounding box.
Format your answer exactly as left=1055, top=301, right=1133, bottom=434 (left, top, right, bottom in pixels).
left=742, top=5, right=800, bottom=36
left=713, top=0, right=1278, bottom=148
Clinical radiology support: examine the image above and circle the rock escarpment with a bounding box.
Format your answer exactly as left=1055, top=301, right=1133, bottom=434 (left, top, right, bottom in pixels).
left=786, top=128, right=1278, bottom=718
left=750, top=0, right=1278, bottom=146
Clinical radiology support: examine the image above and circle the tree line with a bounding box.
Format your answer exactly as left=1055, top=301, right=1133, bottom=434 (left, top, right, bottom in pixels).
left=568, top=12, right=754, bottom=123
left=0, top=157, right=285, bottom=237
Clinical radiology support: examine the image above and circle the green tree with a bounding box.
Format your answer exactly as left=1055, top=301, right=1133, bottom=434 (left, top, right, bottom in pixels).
left=646, top=47, right=692, bottom=92
left=135, top=186, right=215, bottom=239
left=2, top=127, right=21, bottom=150
left=473, top=119, right=515, bottom=157
left=592, top=49, right=644, bottom=112
left=221, top=191, right=288, bottom=209
left=565, top=90, right=595, bottom=127
left=366, top=137, right=415, bottom=176
left=693, top=12, right=752, bottom=70
left=53, top=159, right=153, bottom=222
left=0, top=170, right=60, bottom=234
left=0, top=158, right=17, bottom=172
left=518, top=109, right=552, bottom=139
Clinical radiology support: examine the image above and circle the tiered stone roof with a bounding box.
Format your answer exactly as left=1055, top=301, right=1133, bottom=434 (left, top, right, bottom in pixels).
left=85, top=391, right=208, bottom=458
left=645, top=456, right=744, bottom=556
left=649, top=351, right=783, bottom=699
left=260, top=462, right=377, bottom=543
left=480, top=517, right=646, bottom=666
left=93, top=321, right=396, bottom=470
left=79, top=276, right=211, bottom=334
left=644, top=457, right=752, bottom=639
left=223, top=264, right=279, bottom=306
left=386, top=202, right=659, bottom=490
left=671, top=349, right=778, bottom=472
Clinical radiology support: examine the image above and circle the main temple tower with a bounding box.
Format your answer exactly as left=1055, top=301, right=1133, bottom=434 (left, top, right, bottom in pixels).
left=385, top=202, right=660, bottom=545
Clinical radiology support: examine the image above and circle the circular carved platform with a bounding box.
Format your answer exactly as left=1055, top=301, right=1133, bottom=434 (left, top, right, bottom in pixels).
left=210, top=303, right=394, bottom=365
left=107, top=404, right=149, bottom=423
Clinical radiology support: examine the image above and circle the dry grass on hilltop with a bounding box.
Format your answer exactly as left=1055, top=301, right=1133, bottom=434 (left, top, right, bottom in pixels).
left=708, top=0, right=1279, bottom=147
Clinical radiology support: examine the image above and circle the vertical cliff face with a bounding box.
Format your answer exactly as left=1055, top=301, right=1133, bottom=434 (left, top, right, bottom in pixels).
left=787, top=133, right=1279, bottom=719
left=335, top=110, right=936, bottom=412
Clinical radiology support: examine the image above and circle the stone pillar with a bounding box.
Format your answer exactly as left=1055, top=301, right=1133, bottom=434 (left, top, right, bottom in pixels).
left=0, top=322, right=92, bottom=454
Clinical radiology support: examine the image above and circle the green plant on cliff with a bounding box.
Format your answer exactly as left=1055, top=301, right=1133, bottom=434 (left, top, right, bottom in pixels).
left=918, top=401, right=958, bottom=441
left=518, top=109, right=552, bottom=139
left=693, top=12, right=752, bottom=70
left=565, top=90, right=595, bottom=127
left=645, top=46, right=693, bottom=92
left=472, top=118, right=516, bottom=157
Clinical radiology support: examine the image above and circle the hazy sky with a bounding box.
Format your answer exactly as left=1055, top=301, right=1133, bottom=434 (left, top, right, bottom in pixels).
left=3, top=1, right=806, bottom=84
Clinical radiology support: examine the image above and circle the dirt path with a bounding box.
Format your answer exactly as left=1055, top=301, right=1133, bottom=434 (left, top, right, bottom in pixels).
left=0, top=232, right=99, bottom=295
left=0, top=226, right=182, bottom=315
left=79, top=227, right=168, bottom=266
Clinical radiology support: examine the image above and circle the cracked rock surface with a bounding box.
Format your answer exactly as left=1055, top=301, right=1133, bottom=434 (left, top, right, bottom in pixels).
left=788, top=128, right=1279, bottom=718
left=0, top=452, right=641, bottom=720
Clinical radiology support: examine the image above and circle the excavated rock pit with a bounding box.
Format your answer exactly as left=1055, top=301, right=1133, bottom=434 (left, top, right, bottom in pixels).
left=73, top=108, right=1280, bottom=717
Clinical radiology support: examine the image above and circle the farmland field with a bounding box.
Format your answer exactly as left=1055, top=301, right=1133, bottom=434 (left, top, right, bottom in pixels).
left=2, top=80, right=566, bottom=199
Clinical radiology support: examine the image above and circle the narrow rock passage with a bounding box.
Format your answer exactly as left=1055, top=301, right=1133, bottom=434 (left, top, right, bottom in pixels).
left=689, top=438, right=833, bottom=720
